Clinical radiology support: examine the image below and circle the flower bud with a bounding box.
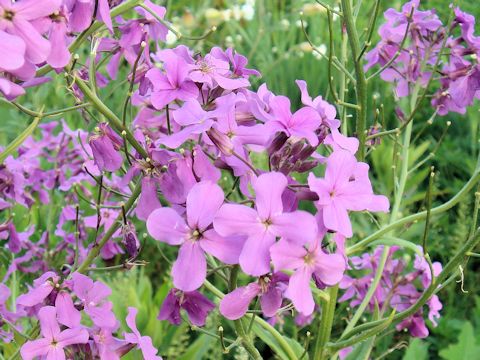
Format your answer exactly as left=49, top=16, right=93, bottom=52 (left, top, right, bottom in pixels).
left=122, top=224, right=140, bottom=258
left=267, top=132, right=288, bottom=155
left=207, top=128, right=234, bottom=156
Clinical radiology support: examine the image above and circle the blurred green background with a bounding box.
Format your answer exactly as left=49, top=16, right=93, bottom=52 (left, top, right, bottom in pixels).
left=2, top=0, right=480, bottom=359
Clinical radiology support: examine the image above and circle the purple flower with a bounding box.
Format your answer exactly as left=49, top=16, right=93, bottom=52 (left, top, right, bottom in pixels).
left=146, top=49, right=199, bottom=110
left=158, top=288, right=215, bottom=326
left=20, top=306, right=89, bottom=360
left=147, top=181, right=244, bottom=291
left=214, top=172, right=318, bottom=276
left=158, top=99, right=215, bottom=148
left=220, top=273, right=288, bottom=320
left=124, top=307, right=162, bottom=360
left=189, top=52, right=249, bottom=90
left=308, top=150, right=389, bottom=237
left=266, top=95, right=321, bottom=146
left=89, top=123, right=124, bottom=172
left=270, top=239, right=345, bottom=315
left=71, top=272, right=117, bottom=329
left=136, top=176, right=162, bottom=221
left=0, top=0, right=61, bottom=65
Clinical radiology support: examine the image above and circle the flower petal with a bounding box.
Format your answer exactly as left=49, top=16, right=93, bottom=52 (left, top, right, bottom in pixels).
left=147, top=207, right=188, bottom=245
left=186, top=181, right=224, bottom=231
left=239, top=232, right=275, bottom=276
left=172, top=241, right=206, bottom=291
left=219, top=283, right=261, bottom=320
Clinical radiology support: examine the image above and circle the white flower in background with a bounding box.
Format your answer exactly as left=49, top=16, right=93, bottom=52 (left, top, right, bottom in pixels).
left=231, top=5, right=242, bottom=21
left=299, top=42, right=313, bottom=53
left=312, top=44, right=327, bottom=60
left=225, top=35, right=234, bottom=47
left=317, top=44, right=327, bottom=55
left=222, top=9, right=232, bottom=22
left=166, top=30, right=178, bottom=45
left=302, top=3, right=327, bottom=16
left=280, top=19, right=290, bottom=30
left=332, top=6, right=340, bottom=21
left=204, top=8, right=224, bottom=26
left=241, top=1, right=255, bottom=21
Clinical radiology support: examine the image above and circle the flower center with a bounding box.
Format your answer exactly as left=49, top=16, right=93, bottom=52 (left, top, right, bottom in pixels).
left=303, top=252, right=315, bottom=265
left=262, top=218, right=272, bottom=227
left=199, top=61, right=212, bottom=74
left=190, top=229, right=201, bottom=241
left=3, top=10, right=14, bottom=21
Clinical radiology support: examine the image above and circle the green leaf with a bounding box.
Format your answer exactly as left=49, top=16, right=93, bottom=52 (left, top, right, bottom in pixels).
left=439, top=322, right=480, bottom=360
left=403, top=338, right=429, bottom=360
left=177, top=334, right=212, bottom=360
left=0, top=114, right=41, bottom=164
left=252, top=323, right=307, bottom=360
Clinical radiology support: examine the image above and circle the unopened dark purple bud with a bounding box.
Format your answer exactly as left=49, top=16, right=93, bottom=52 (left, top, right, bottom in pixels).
left=123, top=225, right=140, bottom=258
left=270, top=152, right=282, bottom=170
left=297, top=145, right=316, bottom=161
left=296, top=160, right=319, bottom=173
left=207, top=128, right=234, bottom=155
left=296, top=189, right=319, bottom=201
left=279, top=161, right=295, bottom=175
left=267, top=132, right=288, bottom=155
left=290, top=141, right=304, bottom=158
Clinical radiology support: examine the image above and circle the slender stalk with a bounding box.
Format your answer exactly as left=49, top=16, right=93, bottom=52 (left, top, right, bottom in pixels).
left=74, top=75, right=149, bottom=159
left=341, top=229, right=480, bottom=340
left=348, top=168, right=480, bottom=254
left=313, top=285, right=339, bottom=359
left=0, top=109, right=43, bottom=163
left=341, top=0, right=368, bottom=160
left=228, top=266, right=263, bottom=360
left=75, top=181, right=142, bottom=274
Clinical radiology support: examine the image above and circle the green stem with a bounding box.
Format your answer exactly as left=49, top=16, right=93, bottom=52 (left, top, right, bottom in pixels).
left=74, top=76, right=149, bottom=159
left=341, top=0, right=368, bottom=160
left=75, top=181, right=142, bottom=274
left=342, top=228, right=480, bottom=340
left=313, top=285, right=338, bottom=360
left=203, top=279, right=298, bottom=359
left=0, top=111, right=42, bottom=163
left=348, top=169, right=480, bottom=254
left=229, top=266, right=263, bottom=360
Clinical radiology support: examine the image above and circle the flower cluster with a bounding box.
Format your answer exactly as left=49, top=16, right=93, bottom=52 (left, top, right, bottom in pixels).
left=1, top=271, right=161, bottom=359
left=340, top=246, right=443, bottom=338
left=0, top=0, right=464, bottom=358
left=366, top=0, right=480, bottom=115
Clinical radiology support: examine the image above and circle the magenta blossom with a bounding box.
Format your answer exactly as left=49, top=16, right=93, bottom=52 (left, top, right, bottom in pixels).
left=220, top=273, right=288, bottom=320
left=308, top=149, right=389, bottom=237
left=146, top=49, right=199, bottom=110
left=147, top=181, right=244, bottom=291
left=266, top=95, right=321, bottom=146
left=214, top=172, right=318, bottom=276
left=270, top=238, right=345, bottom=315
left=20, top=306, right=89, bottom=360
left=89, top=123, right=124, bottom=172
left=71, top=272, right=117, bottom=329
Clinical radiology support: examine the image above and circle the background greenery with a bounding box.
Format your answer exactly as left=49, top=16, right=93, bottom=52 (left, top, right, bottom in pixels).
left=2, top=0, right=480, bottom=359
